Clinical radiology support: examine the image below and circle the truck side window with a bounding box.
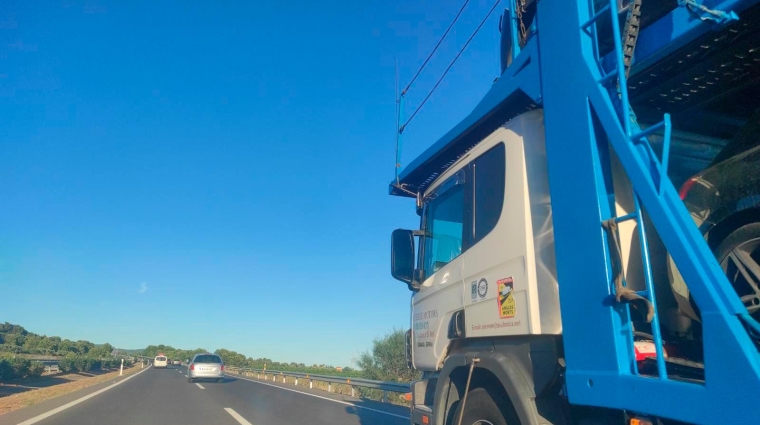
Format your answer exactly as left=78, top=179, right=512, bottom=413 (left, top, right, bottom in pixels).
left=423, top=183, right=465, bottom=277
left=473, top=143, right=505, bottom=243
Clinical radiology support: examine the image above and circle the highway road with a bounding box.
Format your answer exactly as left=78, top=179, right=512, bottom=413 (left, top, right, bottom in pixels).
left=0, top=365, right=409, bottom=425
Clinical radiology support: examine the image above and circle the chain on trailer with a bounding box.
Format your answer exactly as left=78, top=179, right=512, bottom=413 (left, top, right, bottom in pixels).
left=621, top=0, right=642, bottom=79
left=516, top=0, right=529, bottom=46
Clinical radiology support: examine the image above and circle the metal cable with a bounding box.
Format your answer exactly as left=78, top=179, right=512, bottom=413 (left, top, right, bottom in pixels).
left=402, top=0, right=472, bottom=96
left=400, top=0, right=500, bottom=133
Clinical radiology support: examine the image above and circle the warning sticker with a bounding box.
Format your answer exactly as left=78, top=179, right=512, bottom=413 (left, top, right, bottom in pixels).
left=497, top=278, right=515, bottom=319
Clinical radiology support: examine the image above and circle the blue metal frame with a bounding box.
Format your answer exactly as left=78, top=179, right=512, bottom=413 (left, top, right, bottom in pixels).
left=540, top=0, right=760, bottom=422
left=391, top=0, right=760, bottom=422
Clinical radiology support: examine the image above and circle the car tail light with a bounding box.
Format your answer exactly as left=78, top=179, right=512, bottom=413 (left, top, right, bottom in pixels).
left=679, top=177, right=698, bottom=200
left=190, top=363, right=194, bottom=371
left=220, top=364, right=224, bottom=371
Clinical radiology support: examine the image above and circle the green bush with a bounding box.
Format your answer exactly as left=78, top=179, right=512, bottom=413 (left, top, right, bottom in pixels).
left=27, top=362, right=45, bottom=377
left=57, top=355, right=110, bottom=373
left=58, top=356, right=76, bottom=372
left=74, top=356, right=85, bottom=371
left=0, top=356, right=38, bottom=379
left=8, top=357, right=31, bottom=379
left=77, top=356, right=96, bottom=372
left=0, top=358, right=12, bottom=379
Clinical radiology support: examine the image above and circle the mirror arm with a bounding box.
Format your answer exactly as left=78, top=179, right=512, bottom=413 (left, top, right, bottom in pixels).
left=407, top=269, right=423, bottom=292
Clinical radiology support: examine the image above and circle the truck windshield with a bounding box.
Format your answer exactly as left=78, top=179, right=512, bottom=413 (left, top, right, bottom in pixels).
left=422, top=180, right=465, bottom=278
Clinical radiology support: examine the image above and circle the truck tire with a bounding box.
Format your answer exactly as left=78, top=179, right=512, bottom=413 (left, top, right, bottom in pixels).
left=449, top=387, right=517, bottom=425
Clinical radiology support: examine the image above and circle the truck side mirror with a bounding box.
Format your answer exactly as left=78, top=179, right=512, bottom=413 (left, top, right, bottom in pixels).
left=391, top=229, right=417, bottom=288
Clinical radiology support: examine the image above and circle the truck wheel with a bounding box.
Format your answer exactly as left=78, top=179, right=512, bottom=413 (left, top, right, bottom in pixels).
left=188, top=378, right=194, bottom=383
left=449, top=387, right=515, bottom=425
left=715, top=222, right=760, bottom=320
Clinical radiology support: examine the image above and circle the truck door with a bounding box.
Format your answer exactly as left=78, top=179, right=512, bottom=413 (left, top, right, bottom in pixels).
left=412, top=170, right=467, bottom=370
left=463, top=115, right=547, bottom=337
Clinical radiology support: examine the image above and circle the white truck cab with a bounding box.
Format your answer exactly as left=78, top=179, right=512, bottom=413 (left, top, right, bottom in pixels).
left=392, top=110, right=570, bottom=425
left=393, top=110, right=561, bottom=372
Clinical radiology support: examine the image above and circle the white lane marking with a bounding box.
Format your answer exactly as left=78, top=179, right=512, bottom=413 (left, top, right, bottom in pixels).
left=230, top=374, right=407, bottom=420
left=196, top=383, right=205, bottom=389
left=224, top=408, right=253, bottom=425
left=16, top=366, right=152, bottom=425
left=185, top=374, right=188, bottom=377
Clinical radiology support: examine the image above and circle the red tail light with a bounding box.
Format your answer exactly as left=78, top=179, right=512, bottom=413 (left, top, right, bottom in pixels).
left=190, top=363, right=194, bottom=371
left=220, top=364, right=224, bottom=371
left=679, top=177, right=698, bottom=200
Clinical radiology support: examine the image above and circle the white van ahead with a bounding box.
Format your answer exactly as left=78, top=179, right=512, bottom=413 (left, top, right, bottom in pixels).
left=154, top=355, right=168, bottom=369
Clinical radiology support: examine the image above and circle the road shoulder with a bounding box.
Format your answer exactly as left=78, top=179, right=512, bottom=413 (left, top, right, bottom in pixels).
left=0, top=366, right=150, bottom=425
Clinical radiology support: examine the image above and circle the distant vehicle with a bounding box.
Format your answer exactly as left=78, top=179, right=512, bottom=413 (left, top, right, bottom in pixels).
left=154, top=356, right=168, bottom=369
left=188, top=353, right=224, bottom=383
left=173, top=360, right=181, bottom=365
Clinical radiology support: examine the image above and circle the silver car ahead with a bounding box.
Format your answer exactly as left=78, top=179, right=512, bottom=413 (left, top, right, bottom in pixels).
left=188, top=353, right=225, bottom=383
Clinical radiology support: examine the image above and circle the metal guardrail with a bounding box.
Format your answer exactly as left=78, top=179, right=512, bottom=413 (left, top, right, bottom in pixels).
left=25, top=359, right=61, bottom=373
left=23, top=356, right=135, bottom=374
left=224, top=367, right=411, bottom=403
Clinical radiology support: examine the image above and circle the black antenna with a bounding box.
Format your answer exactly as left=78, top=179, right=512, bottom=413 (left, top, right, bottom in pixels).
left=394, top=58, right=402, bottom=184
left=393, top=58, right=401, bottom=185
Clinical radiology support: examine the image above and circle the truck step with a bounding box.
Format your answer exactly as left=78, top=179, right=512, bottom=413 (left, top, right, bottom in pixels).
left=641, top=356, right=705, bottom=381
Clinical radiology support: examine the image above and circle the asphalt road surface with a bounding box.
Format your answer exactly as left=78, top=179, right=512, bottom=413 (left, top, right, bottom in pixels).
left=1, top=365, right=409, bottom=425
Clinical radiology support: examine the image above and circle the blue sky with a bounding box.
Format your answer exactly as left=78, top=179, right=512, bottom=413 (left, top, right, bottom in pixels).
left=0, top=0, right=503, bottom=367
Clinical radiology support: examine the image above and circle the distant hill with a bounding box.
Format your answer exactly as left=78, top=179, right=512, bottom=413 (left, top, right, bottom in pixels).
left=113, top=348, right=144, bottom=356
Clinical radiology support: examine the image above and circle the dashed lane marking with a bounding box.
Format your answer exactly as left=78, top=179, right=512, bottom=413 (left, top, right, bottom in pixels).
left=225, top=408, right=254, bottom=425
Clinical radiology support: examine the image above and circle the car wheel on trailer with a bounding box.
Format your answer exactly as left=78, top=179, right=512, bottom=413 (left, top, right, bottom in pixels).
left=448, top=387, right=516, bottom=425
left=714, top=222, right=760, bottom=320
